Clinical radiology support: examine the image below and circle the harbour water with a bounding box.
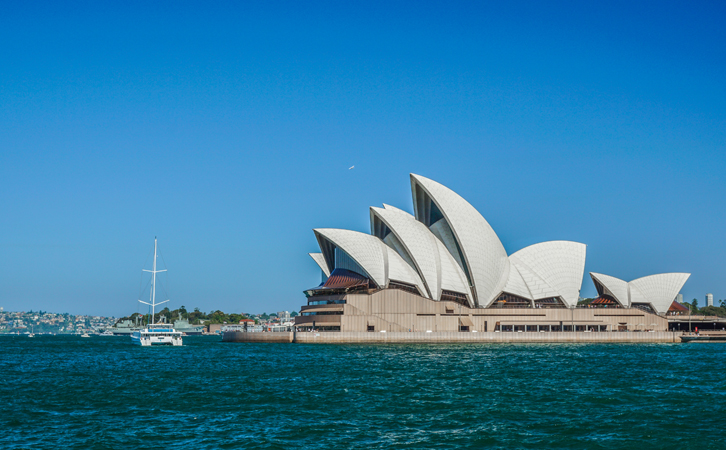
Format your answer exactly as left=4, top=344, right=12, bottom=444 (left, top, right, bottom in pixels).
left=1, top=336, right=725, bottom=449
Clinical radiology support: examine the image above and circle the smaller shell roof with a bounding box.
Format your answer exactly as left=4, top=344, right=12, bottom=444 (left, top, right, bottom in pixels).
left=588, top=272, right=691, bottom=315
left=309, top=253, right=331, bottom=278
left=509, top=241, right=586, bottom=308
left=590, top=272, right=629, bottom=306
left=501, top=265, right=533, bottom=301
left=313, top=228, right=426, bottom=294
left=314, top=228, right=387, bottom=287
left=629, top=273, right=691, bottom=315
left=510, top=260, right=559, bottom=302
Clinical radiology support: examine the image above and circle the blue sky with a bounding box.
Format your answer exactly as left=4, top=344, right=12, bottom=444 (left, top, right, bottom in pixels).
left=1, top=1, right=724, bottom=316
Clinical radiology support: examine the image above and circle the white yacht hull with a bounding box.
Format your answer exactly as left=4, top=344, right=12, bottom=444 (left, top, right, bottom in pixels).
left=131, top=330, right=183, bottom=346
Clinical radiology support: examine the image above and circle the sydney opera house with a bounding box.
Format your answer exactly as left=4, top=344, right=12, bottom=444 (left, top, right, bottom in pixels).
left=294, top=174, right=690, bottom=333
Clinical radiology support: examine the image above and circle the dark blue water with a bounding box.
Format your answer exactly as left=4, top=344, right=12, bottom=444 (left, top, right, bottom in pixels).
left=1, top=336, right=725, bottom=449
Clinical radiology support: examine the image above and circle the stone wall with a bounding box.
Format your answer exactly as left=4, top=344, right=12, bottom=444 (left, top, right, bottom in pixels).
left=222, top=331, right=293, bottom=343
left=294, top=331, right=679, bottom=343
left=223, top=330, right=679, bottom=344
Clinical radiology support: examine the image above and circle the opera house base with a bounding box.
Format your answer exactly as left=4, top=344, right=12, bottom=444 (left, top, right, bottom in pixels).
left=293, top=288, right=671, bottom=334
left=223, top=330, right=679, bottom=344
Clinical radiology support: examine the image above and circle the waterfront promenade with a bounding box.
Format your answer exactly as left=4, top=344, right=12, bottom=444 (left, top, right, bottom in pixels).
left=223, top=330, right=680, bottom=344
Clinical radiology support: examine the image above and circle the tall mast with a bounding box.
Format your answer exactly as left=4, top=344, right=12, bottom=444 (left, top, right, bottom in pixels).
left=152, top=237, right=157, bottom=321
left=140, top=237, right=168, bottom=326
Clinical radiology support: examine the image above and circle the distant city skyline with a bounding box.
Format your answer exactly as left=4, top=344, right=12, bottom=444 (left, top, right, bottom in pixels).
left=1, top=1, right=724, bottom=316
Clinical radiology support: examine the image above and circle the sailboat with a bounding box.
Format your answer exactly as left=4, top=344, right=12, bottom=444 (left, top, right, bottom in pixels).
left=131, top=238, right=183, bottom=346
left=28, top=326, right=35, bottom=338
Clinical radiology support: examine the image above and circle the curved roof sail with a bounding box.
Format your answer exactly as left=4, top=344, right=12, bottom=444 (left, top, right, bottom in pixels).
left=385, top=246, right=427, bottom=294
left=501, top=265, right=534, bottom=301
left=590, top=272, right=628, bottom=306
left=313, top=228, right=426, bottom=295
left=509, top=241, right=586, bottom=307
left=628, top=273, right=691, bottom=315
left=508, top=260, right=559, bottom=302
left=410, top=174, right=510, bottom=307
left=309, top=252, right=331, bottom=278
left=370, top=204, right=472, bottom=304
left=588, top=272, right=690, bottom=315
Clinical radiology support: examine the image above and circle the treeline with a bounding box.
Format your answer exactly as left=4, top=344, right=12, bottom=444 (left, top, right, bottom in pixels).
left=117, top=306, right=298, bottom=325
left=684, top=299, right=726, bottom=317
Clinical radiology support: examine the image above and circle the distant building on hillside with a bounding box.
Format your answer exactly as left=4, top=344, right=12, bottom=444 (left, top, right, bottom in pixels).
left=277, top=311, right=291, bottom=320
left=706, top=293, right=713, bottom=307
left=675, top=294, right=683, bottom=304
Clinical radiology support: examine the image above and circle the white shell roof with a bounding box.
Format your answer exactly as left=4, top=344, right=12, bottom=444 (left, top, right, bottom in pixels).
left=434, top=239, right=473, bottom=304
left=510, top=260, right=559, bottom=302
left=590, top=272, right=628, bottom=306
left=313, top=228, right=426, bottom=294
left=588, top=272, right=690, bottom=315
left=509, top=241, right=586, bottom=308
left=411, top=174, right=510, bottom=307
left=385, top=246, right=427, bottom=295
left=315, top=228, right=385, bottom=286
left=628, top=283, right=646, bottom=306
left=371, top=204, right=472, bottom=304
left=501, top=265, right=533, bottom=301
left=308, top=253, right=331, bottom=278
left=628, top=273, right=690, bottom=315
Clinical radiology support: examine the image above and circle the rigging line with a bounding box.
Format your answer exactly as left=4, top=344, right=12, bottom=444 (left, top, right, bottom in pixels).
left=142, top=247, right=153, bottom=272
left=159, top=280, right=169, bottom=305
left=138, top=276, right=152, bottom=300
left=158, top=245, right=168, bottom=270
left=138, top=245, right=154, bottom=302
left=157, top=245, right=171, bottom=304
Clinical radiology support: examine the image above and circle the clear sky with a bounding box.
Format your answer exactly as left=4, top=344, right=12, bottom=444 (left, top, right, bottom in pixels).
left=1, top=1, right=724, bottom=317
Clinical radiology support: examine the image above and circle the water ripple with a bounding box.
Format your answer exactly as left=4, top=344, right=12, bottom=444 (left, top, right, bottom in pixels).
left=1, top=336, right=725, bottom=449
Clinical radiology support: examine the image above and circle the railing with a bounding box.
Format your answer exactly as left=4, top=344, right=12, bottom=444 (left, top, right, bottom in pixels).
left=667, top=314, right=726, bottom=320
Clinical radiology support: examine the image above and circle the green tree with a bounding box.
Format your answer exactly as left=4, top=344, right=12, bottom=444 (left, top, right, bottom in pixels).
left=188, top=308, right=206, bottom=324
left=228, top=313, right=245, bottom=323
left=690, top=299, right=699, bottom=314
left=157, top=307, right=172, bottom=323
left=701, top=306, right=726, bottom=318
